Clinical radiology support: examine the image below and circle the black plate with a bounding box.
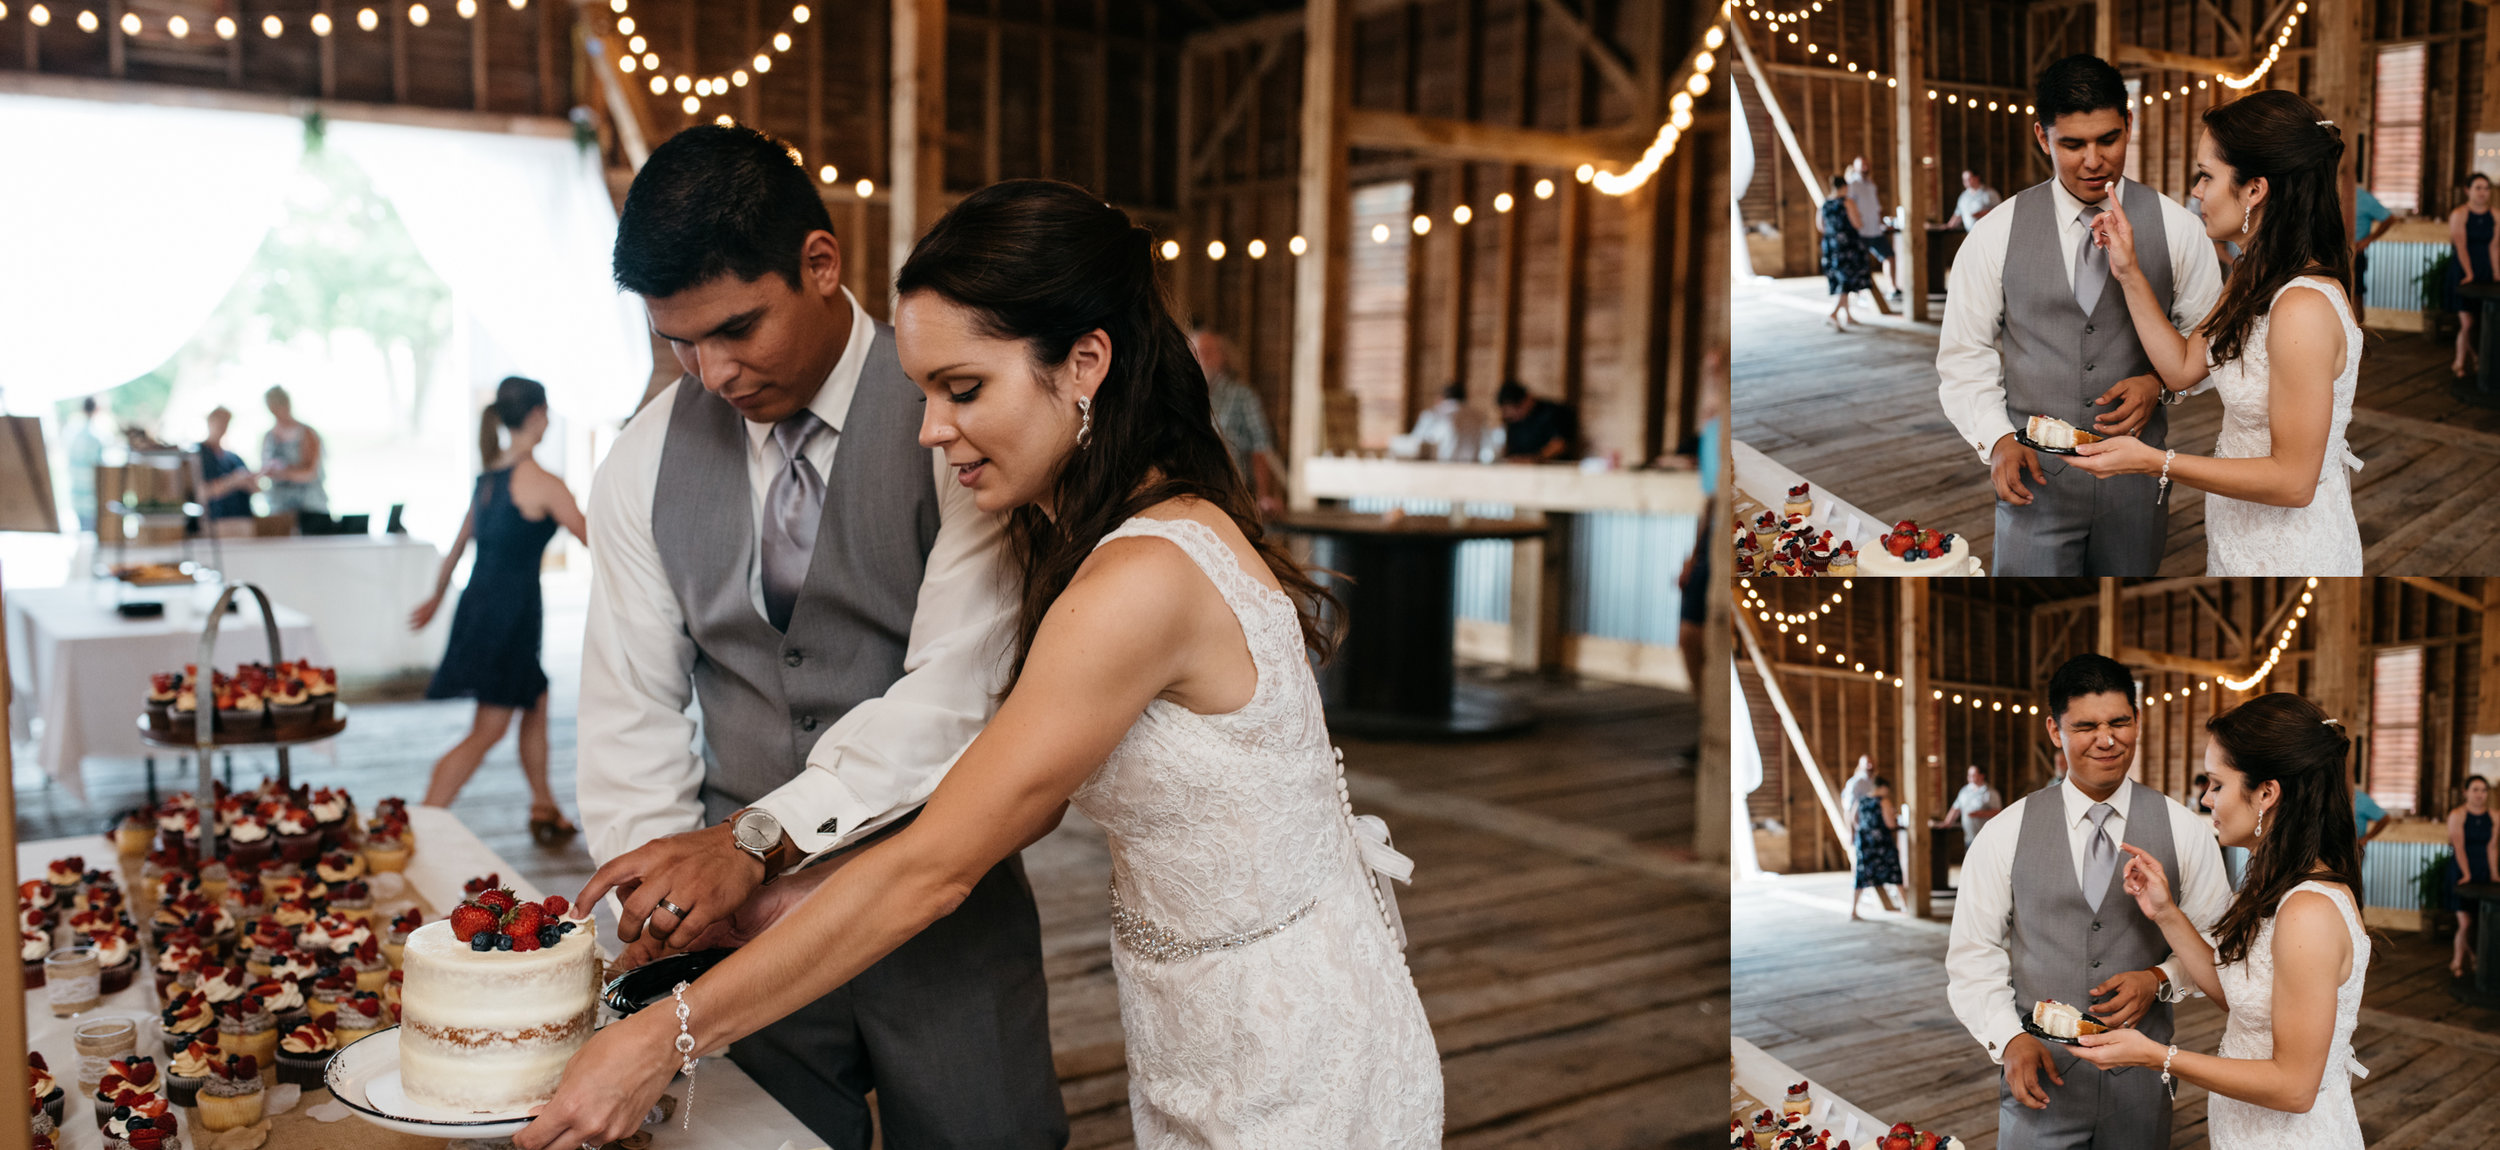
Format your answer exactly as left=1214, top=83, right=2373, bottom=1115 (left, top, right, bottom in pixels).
left=2021, top=1008, right=2123, bottom=1047
left=602, top=948, right=737, bottom=1016
left=2015, top=429, right=2101, bottom=458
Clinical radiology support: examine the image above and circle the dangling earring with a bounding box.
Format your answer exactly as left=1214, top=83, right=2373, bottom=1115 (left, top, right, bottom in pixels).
left=2240, top=210, right=2251, bottom=237
left=1076, top=395, right=1094, bottom=449
left=2254, top=806, right=2264, bottom=840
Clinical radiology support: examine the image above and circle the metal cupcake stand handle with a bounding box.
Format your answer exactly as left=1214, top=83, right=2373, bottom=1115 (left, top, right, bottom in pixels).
left=131, top=580, right=347, bottom=862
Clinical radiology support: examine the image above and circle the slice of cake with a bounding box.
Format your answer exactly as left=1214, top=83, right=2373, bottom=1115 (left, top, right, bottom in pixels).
left=2025, top=414, right=2102, bottom=451
left=2030, top=999, right=2107, bottom=1039
left=398, top=886, right=598, bottom=1114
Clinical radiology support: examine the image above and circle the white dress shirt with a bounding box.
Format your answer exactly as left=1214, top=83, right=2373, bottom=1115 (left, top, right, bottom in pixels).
left=1405, top=399, right=1492, bottom=463
left=1936, top=176, right=2226, bottom=464
left=1953, top=185, right=2003, bottom=227
left=1949, top=781, right=2004, bottom=839
left=1945, top=776, right=2231, bottom=1064
left=576, top=287, right=1017, bottom=868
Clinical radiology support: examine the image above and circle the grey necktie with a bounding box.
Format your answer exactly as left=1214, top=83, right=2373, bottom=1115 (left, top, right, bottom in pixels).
left=761, top=410, right=828, bottom=632
left=2083, top=802, right=2118, bottom=911
left=2074, top=202, right=2110, bottom=315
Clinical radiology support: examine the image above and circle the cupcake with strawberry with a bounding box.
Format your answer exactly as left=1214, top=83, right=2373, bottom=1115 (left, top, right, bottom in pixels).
left=98, top=1091, right=179, bottom=1150
left=257, top=976, right=311, bottom=1031
left=343, top=936, right=389, bottom=992
left=160, top=990, right=216, bottom=1048
left=213, top=676, right=265, bottom=738
left=273, top=806, right=320, bottom=864
left=194, top=1055, right=264, bottom=1131
left=383, top=908, right=422, bottom=968
left=165, top=1040, right=218, bottom=1109
left=145, top=672, right=185, bottom=734
left=313, top=850, right=363, bottom=887
left=21, top=927, right=49, bottom=988
left=361, top=815, right=411, bottom=873
left=28, top=1052, right=66, bottom=1125
left=309, top=787, right=355, bottom=849
left=216, top=994, right=279, bottom=1069
left=274, top=1021, right=338, bottom=1090
left=91, top=925, right=139, bottom=995
left=266, top=676, right=315, bottom=739
left=332, top=991, right=387, bottom=1046
left=92, top=1056, right=164, bottom=1120
left=44, top=856, right=84, bottom=901
left=326, top=879, right=374, bottom=926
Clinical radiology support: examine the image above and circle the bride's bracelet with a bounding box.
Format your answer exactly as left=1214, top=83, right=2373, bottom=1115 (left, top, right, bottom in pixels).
left=2156, top=449, right=2177, bottom=505
left=2160, top=1043, right=2180, bottom=1099
left=672, top=981, right=699, bottom=1129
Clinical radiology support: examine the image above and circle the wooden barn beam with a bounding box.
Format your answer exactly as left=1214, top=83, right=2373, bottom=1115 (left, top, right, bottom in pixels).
left=2477, top=581, right=2500, bottom=734
left=1731, top=22, right=1827, bottom=225
left=2402, top=576, right=2486, bottom=614
left=1737, top=609, right=1857, bottom=866
left=1288, top=0, right=1354, bottom=512
left=2114, top=44, right=2242, bottom=76
left=2116, top=646, right=2249, bottom=682
left=1188, top=36, right=1290, bottom=182
left=2314, top=0, right=2366, bottom=237
left=1528, top=0, right=1641, bottom=104
left=1894, top=0, right=1932, bottom=321
left=2093, top=0, right=2115, bottom=60
left=1902, top=578, right=1934, bottom=918
left=2096, top=577, right=2119, bottom=655
left=582, top=22, right=655, bottom=170
left=890, top=0, right=947, bottom=274
left=1343, top=107, right=1650, bottom=166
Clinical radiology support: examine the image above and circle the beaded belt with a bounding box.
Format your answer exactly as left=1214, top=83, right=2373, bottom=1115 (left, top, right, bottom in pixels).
left=1108, top=879, right=1319, bottom=962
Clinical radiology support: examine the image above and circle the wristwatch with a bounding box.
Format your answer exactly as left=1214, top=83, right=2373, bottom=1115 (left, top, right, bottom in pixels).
left=729, top=808, right=802, bottom=885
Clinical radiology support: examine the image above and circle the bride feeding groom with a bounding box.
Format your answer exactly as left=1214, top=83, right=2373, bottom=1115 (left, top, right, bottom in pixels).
left=1938, top=53, right=2364, bottom=576
left=1947, top=654, right=2371, bottom=1149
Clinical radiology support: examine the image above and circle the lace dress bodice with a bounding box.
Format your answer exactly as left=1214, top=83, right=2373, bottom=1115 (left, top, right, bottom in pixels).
left=2202, top=276, right=2364, bottom=575
left=2207, top=880, right=2369, bottom=1148
left=1071, top=516, right=1442, bottom=1148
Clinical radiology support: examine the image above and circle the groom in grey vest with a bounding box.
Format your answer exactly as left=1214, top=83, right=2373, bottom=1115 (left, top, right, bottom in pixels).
left=1937, top=54, right=2224, bottom=575
left=574, top=125, right=1067, bottom=1148
left=1946, top=654, right=2230, bottom=1148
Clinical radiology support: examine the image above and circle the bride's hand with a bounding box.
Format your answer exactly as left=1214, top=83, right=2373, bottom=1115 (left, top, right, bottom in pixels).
left=2070, top=1026, right=2164, bottom=1070
left=2067, top=435, right=2158, bottom=478
left=512, top=1009, right=680, bottom=1149
left=2093, top=195, right=2140, bottom=282
left=2118, top=842, right=2177, bottom=923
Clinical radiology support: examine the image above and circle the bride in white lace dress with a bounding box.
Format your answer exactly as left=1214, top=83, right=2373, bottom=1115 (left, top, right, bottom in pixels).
left=519, top=180, right=1441, bottom=1150
left=2070, top=89, right=2364, bottom=574
left=2072, top=693, right=2368, bottom=1148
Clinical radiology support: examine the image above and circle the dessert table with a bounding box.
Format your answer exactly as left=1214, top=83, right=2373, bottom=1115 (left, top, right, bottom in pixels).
left=21, top=804, right=825, bottom=1149
left=5, top=583, right=332, bottom=803
left=1732, top=440, right=1889, bottom=549
left=67, top=535, right=449, bottom=682
left=1731, top=1035, right=1890, bottom=1145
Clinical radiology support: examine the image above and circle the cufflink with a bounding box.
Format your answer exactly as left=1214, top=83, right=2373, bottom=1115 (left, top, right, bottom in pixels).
left=817, top=818, right=840, bottom=835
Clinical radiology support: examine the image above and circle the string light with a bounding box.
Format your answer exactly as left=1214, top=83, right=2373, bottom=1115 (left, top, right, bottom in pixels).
left=28, top=4, right=48, bottom=29
left=818, top=164, right=838, bottom=184
left=168, top=14, right=187, bottom=37
left=458, top=0, right=478, bottom=18
left=1493, top=192, right=1515, bottom=212
left=1411, top=214, right=1432, bottom=235
left=408, top=3, right=428, bottom=27
left=1452, top=204, right=1473, bottom=225
left=1533, top=178, right=1556, bottom=199
left=1247, top=239, right=1267, bottom=259
left=855, top=177, right=874, bottom=198
left=358, top=8, right=379, bottom=32
left=1736, top=578, right=2041, bottom=714
left=117, top=12, right=137, bottom=35
left=1588, top=22, right=1721, bottom=194
left=602, top=2, right=810, bottom=116
left=75, top=7, right=94, bottom=32
left=1288, top=235, right=1308, bottom=255
left=2221, top=1, right=2304, bottom=90
left=1206, top=240, right=1227, bottom=260
left=311, top=12, right=332, bottom=35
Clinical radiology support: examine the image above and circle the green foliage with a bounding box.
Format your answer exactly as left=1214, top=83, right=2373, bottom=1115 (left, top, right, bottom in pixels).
left=239, top=147, right=450, bottom=364
left=2420, top=849, right=2455, bottom=914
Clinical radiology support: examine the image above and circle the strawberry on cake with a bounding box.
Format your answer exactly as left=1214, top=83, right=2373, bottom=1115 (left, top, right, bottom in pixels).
left=1858, top=519, right=1984, bottom=577
left=398, top=884, right=598, bottom=1113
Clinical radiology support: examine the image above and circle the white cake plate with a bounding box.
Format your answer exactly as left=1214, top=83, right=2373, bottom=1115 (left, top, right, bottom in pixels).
left=326, top=1026, right=537, bottom=1138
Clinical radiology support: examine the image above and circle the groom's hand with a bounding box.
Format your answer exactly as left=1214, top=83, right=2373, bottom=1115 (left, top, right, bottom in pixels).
left=2087, top=967, right=2163, bottom=1028
left=2003, top=1032, right=2064, bottom=1109
left=577, top=821, right=766, bottom=952
left=1989, top=434, right=2048, bottom=505
left=2092, top=374, right=2161, bottom=437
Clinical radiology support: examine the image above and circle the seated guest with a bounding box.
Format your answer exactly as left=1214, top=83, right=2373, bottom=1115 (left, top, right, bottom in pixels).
left=1496, top=380, right=1579, bottom=462
left=1403, top=380, right=1492, bottom=463
left=1945, top=170, right=2002, bottom=230
left=195, top=407, right=260, bottom=524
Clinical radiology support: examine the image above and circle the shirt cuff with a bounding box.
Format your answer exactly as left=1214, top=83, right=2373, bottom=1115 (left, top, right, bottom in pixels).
left=2157, top=956, right=2199, bottom=1000
left=1980, top=1013, right=2025, bottom=1065
left=748, top=768, right=884, bottom=862
left=1972, top=412, right=2020, bottom=466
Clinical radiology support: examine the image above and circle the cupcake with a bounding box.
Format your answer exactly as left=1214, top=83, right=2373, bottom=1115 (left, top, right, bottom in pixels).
left=67, top=907, right=124, bottom=947
left=198, top=859, right=235, bottom=906
left=222, top=817, right=272, bottom=871
left=1749, top=508, right=1782, bottom=548
left=161, top=990, right=217, bottom=1048
left=213, top=680, right=266, bottom=739
left=256, top=977, right=311, bottom=1032
left=22, top=928, right=49, bottom=988
left=44, top=857, right=84, bottom=901
left=216, top=994, right=278, bottom=1069
left=1783, top=481, right=1814, bottom=518
left=145, top=672, right=184, bottom=734
left=94, top=1056, right=163, bottom=1120
left=302, top=665, right=337, bottom=723
left=92, top=927, right=139, bottom=995
left=196, top=963, right=249, bottom=1011
left=152, top=808, right=201, bottom=861
left=194, top=1055, right=264, bottom=1131
left=331, top=992, right=387, bottom=1046
left=273, top=807, right=320, bottom=864
left=186, top=902, right=239, bottom=961
left=344, top=937, right=389, bottom=993
left=154, top=930, right=206, bottom=997
left=327, top=880, right=374, bottom=925
left=1828, top=541, right=1859, bottom=576
left=113, top=810, right=155, bottom=858
left=313, top=850, right=364, bottom=887
left=383, top=909, right=422, bottom=968
left=267, top=677, right=314, bottom=740
left=268, top=897, right=322, bottom=932
left=273, top=1022, right=337, bottom=1090
left=258, top=862, right=311, bottom=904
left=20, top=877, right=57, bottom=929
left=168, top=688, right=199, bottom=742
left=29, top=1051, right=66, bottom=1124
left=310, top=789, right=354, bottom=850
left=241, top=918, right=293, bottom=977
left=99, top=1091, right=180, bottom=1150
left=302, top=913, right=371, bottom=958
left=308, top=973, right=354, bottom=1026
left=270, top=948, right=324, bottom=987
left=165, top=1040, right=218, bottom=1108
left=360, top=817, right=411, bottom=873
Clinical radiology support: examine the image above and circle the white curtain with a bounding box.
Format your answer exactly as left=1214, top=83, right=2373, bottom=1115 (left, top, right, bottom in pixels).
left=0, top=93, right=303, bottom=405
left=323, top=120, right=651, bottom=424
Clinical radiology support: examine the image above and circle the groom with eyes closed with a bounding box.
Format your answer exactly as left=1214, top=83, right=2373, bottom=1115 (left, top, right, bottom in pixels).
left=1947, top=653, right=2229, bottom=1149
left=571, top=124, right=1067, bottom=1148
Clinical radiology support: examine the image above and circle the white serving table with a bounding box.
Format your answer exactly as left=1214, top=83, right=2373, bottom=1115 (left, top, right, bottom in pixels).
left=73, top=535, right=448, bottom=682
left=5, top=583, right=331, bottom=803
left=20, top=805, right=824, bottom=1150
left=1731, top=1034, right=1895, bottom=1146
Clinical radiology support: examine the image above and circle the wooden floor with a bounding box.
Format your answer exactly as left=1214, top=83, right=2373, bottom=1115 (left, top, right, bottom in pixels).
left=1733, top=276, right=2500, bottom=573
left=14, top=579, right=1717, bottom=1150
left=1732, top=871, right=2500, bottom=1148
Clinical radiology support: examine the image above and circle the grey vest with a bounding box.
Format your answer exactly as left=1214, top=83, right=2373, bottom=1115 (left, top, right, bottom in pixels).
left=2001, top=178, right=2175, bottom=477
left=651, top=324, right=942, bottom=822
left=2008, top=780, right=2180, bottom=1047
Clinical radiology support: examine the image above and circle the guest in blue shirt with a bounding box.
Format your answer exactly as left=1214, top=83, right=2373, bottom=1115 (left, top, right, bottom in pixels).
left=2353, top=788, right=2388, bottom=861
left=195, top=406, right=260, bottom=524
left=2353, top=186, right=2395, bottom=308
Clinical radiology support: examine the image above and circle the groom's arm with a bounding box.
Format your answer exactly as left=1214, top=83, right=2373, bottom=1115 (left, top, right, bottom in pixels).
left=2160, top=194, right=2227, bottom=398
left=576, top=386, right=710, bottom=868
left=1936, top=195, right=2019, bottom=466
left=1945, top=806, right=2027, bottom=1063
left=746, top=445, right=1018, bottom=865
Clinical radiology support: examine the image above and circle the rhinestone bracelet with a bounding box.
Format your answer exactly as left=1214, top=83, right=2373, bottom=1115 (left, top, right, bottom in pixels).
left=672, top=981, right=698, bottom=1129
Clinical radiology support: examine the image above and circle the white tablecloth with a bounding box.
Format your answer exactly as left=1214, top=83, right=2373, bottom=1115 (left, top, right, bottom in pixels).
left=19, top=805, right=825, bottom=1150
left=6, top=583, right=330, bottom=803
left=1732, top=1034, right=1893, bottom=1145
left=1731, top=439, right=1889, bottom=545
left=74, top=535, right=447, bottom=681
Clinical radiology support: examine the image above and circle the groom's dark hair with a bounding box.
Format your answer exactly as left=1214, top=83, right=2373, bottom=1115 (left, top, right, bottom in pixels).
left=2047, top=653, right=2137, bottom=719
left=2033, top=54, right=2130, bottom=128
left=613, top=124, right=837, bottom=298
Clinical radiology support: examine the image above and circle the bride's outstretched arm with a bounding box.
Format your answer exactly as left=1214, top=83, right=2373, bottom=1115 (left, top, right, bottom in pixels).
left=2074, top=890, right=2352, bottom=1114
left=2094, top=194, right=2210, bottom=391
left=2116, top=844, right=2224, bottom=1007
left=516, top=543, right=1211, bottom=1150
left=2070, top=285, right=2344, bottom=506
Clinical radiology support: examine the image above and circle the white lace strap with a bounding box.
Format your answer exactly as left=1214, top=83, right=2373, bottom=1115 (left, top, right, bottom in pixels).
left=1093, top=516, right=1270, bottom=621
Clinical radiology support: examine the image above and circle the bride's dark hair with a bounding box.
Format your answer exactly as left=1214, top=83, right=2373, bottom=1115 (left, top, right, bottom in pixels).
left=2204, top=692, right=2364, bottom=966
left=896, top=179, right=1340, bottom=685
left=2197, top=89, right=2352, bottom=367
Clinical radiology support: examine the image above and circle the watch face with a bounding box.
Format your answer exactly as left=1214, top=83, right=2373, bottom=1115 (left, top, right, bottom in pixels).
left=734, top=811, right=777, bottom=851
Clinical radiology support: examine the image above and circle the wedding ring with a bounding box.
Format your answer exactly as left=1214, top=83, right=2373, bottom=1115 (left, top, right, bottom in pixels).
left=656, top=898, right=688, bottom=920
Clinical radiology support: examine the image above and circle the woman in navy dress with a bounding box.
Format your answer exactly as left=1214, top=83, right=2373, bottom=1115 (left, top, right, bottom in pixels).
left=1821, top=173, right=1875, bottom=332
left=410, top=377, right=588, bottom=844
left=1851, top=776, right=1904, bottom=919
left=2446, top=774, right=2496, bottom=977
left=2446, top=174, right=2499, bottom=379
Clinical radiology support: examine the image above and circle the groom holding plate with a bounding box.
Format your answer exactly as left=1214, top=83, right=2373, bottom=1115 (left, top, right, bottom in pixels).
left=1936, top=53, right=2224, bottom=575
left=1947, top=654, right=2230, bottom=1148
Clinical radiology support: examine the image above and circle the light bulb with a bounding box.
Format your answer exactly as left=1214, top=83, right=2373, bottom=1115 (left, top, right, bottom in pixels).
left=409, top=3, right=428, bottom=27
left=1288, top=235, right=1307, bottom=255
left=609, top=0, right=624, bottom=10
left=641, top=52, right=656, bottom=68
left=28, top=4, right=47, bottom=28
left=215, top=14, right=235, bottom=36
left=1207, top=240, right=1226, bottom=260
left=1533, top=178, right=1555, bottom=199
left=793, top=4, right=809, bottom=22
left=732, top=70, right=748, bottom=87
left=1159, top=240, right=1180, bottom=260
left=620, top=55, right=636, bottom=72
left=773, top=31, right=791, bottom=51
left=168, top=14, right=187, bottom=35
left=260, top=14, right=281, bottom=37
left=755, top=54, right=771, bottom=72
left=1493, top=192, right=1514, bottom=212
left=312, top=12, right=332, bottom=34
left=648, top=75, right=666, bottom=94
left=1247, top=239, right=1267, bottom=259
left=1452, top=205, right=1472, bottom=225
left=1411, top=214, right=1431, bottom=235
left=855, top=178, right=874, bottom=198
left=819, top=164, right=837, bottom=183
left=359, top=8, right=379, bottom=31
left=1370, top=223, right=1390, bottom=243
left=458, top=0, right=477, bottom=17
left=627, top=35, right=644, bottom=52
left=118, top=12, right=137, bottom=34
left=682, top=95, right=699, bottom=113
left=674, top=74, right=690, bottom=93
left=77, top=7, right=96, bottom=32
left=1574, top=164, right=1593, bottom=183
left=617, top=15, right=634, bottom=33
left=509, top=0, right=526, bottom=8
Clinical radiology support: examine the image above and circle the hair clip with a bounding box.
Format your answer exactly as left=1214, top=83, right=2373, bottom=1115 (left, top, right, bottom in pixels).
left=2316, top=119, right=2336, bottom=129
left=2322, top=717, right=2344, bottom=728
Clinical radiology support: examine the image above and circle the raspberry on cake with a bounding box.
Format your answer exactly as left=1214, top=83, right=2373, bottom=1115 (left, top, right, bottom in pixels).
left=398, top=888, right=598, bottom=1113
